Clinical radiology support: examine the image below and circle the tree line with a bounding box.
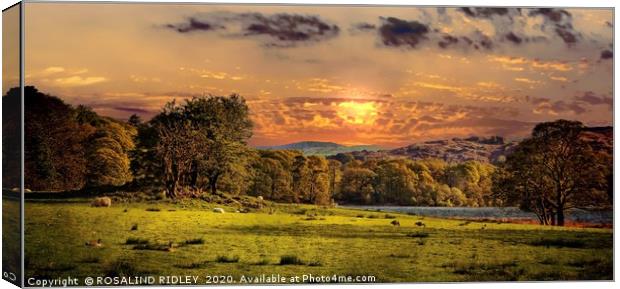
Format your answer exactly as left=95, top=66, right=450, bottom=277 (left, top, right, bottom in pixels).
left=10, top=87, right=612, bottom=225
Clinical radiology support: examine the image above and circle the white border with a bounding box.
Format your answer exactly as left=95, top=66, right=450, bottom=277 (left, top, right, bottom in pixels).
left=0, top=1, right=617, bottom=289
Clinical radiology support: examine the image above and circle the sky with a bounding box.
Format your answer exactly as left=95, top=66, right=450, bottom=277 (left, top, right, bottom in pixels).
left=20, top=4, right=613, bottom=148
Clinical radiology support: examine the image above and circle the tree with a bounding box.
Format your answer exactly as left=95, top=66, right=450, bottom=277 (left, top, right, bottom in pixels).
left=374, top=160, right=418, bottom=205
left=307, top=156, right=330, bottom=205
left=339, top=167, right=376, bottom=204
left=22, top=87, right=92, bottom=191
left=84, top=119, right=136, bottom=187
left=291, top=155, right=310, bottom=203
left=152, top=95, right=253, bottom=197
left=327, top=159, right=342, bottom=201
left=494, top=120, right=611, bottom=226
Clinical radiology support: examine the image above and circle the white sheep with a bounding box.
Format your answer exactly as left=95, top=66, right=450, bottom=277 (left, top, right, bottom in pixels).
left=91, top=197, right=112, bottom=207
left=212, top=207, right=225, bottom=214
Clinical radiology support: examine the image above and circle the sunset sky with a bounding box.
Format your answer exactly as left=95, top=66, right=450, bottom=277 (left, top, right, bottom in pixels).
left=20, top=4, right=613, bottom=147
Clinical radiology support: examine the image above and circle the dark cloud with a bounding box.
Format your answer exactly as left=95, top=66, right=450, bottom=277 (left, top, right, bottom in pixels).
left=437, top=34, right=459, bottom=49
left=113, top=106, right=150, bottom=114
left=527, top=96, right=586, bottom=115
left=165, top=17, right=222, bottom=33
left=528, top=8, right=580, bottom=45
left=166, top=12, right=339, bottom=47
left=459, top=7, right=512, bottom=19
left=575, top=91, right=612, bottom=108
left=378, top=17, right=430, bottom=48
left=240, top=13, right=339, bottom=46
left=555, top=25, right=578, bottom=44
left=352, top=22, right=377, bottom=31
left=600, top=49, right=613, bottom=60
left=528, top=8, right=571, bottom=23
left=504, top=32, right=522, bottom=44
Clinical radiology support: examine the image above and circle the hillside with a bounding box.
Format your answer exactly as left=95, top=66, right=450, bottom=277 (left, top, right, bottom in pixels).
left=257, top=141, right=383, bottom=156
left=338, top=136, right=517, bottom=163
left=334, top=127, right=613, bottom=163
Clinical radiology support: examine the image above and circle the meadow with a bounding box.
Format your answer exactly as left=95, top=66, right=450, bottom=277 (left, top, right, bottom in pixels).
left=24, top=197, right=612, bottom=283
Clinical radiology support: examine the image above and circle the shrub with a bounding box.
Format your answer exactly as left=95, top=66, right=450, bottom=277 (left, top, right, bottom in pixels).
left=384, top=214, right=397, bottom=219
left=216, top=255, right=239, bottom=263
left=367, top=215, right=379, bottom=219
left=145, top=208, right=161, bottom=212
left=184, top=238, right=204, bottom=245
left=279, top=255, right=304, bottom=265
left=125, top=237, right=149, bottom=245
left=407, top=232, right=430, bottom=238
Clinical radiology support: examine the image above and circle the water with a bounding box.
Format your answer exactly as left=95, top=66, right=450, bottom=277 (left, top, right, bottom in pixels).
left=343, top=206, right=613, bottom=225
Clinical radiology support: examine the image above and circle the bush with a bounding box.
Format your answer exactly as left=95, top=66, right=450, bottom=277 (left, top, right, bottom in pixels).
left=216, top=255, right=239, bottom=263
left=184, top=238, right=204, bottom=245
left=145, top=208, right=161, bottom=212
left=407, top=232, right=430, bottom=238
left=384, top=214, right=397, bottom=219
left=279, top=255, right=304, bottom=265
left=125, top=237, right=149, bottom=245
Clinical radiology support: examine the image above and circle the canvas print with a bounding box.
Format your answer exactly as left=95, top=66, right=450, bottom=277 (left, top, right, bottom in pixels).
left=2, top=3, right=614, bottom=286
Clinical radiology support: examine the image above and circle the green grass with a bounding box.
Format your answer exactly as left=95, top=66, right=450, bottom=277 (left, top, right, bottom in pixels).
left=23, top=199, right=613, bottom=282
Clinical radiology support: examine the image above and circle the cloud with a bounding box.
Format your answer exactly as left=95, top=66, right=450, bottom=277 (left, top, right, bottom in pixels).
left=241, top=13, right=339, bottom=46
left=488, top=55, right=573, bottom=72
left=600, top=50, right=613, bottom=60
left=165, top=17, right=222, bottom=33
left=527, top=95, right=586, bottom=115
left=167, top=12, right=339, bottom=47
left=458, top=7, right=515, bottom=19
left=54, top=76, right=107, bottom=87
left=378, top=17, right=430, bottom=48
left=43, top=66, right=65, bottom=74
left=112, top=106, right=150, bottom=114
left=528, top=8, right=580, bottom=45
left=575, top=91, right=612, bottom=108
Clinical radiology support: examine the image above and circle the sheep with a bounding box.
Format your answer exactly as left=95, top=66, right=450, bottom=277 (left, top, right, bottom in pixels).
left=415, top=221, right=426, bottom=227
left=212, top=207, right=225, bottom=214
left=257, top=196, right=264, bottom=202
left=91, top=197, right=112, bottom=207
left=391, top=220, right=400, bottom=226
left=85, top=239, right=103, bottom=248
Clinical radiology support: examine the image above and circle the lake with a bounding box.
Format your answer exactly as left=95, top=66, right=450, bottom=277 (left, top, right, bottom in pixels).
left=343, top=206, right=613, bottom=225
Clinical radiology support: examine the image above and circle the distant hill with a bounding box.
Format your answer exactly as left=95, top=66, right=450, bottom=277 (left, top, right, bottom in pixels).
left=339, top=136, right=518, bottom=163
left=334, top=128, right=613, bottom=164
left=257, top=141, right=383, bottom=156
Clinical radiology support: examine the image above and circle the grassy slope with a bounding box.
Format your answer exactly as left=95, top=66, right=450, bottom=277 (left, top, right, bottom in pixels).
left=24, top=200, right=612, bottom=282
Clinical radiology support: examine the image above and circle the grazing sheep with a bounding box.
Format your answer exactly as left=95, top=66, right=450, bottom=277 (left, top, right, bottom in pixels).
left=415, top=221, right=426, bottom=227
left=257, top=196, right=264, bottom=201
left=391, top=220, right=400, bottom=226
left=212, top=208, right=225, bottom=214
left=91, top=197, right=112, bottom=207
left=85, top=239, right=103, bottom=248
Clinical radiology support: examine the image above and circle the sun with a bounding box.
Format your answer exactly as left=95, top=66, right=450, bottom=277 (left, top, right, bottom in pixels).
left=337, top=101, right=378, bottom=125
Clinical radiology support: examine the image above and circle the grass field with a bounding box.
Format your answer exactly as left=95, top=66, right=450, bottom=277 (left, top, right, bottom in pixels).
left=24, top=198, right=613, bottom=283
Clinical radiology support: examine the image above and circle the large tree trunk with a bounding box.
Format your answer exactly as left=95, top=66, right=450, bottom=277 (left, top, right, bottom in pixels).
left=556, top=209, right=565, bottom=226
left=208, top=173, right=220, bottom=195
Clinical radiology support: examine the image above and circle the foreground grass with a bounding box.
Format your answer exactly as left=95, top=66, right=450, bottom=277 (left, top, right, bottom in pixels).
left=24, top=199, right=612, bottom=282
